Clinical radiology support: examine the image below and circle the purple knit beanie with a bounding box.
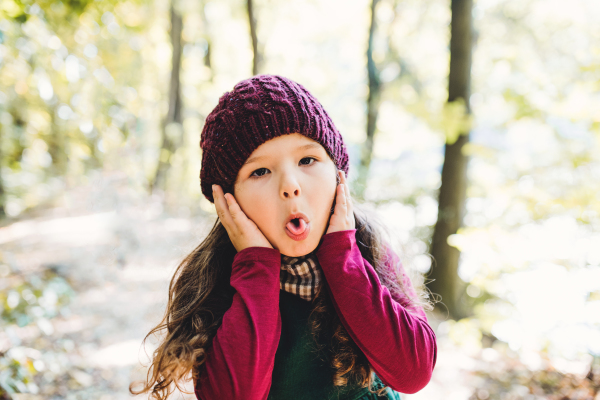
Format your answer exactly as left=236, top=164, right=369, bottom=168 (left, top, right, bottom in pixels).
left=199, top=74, right=350, bottom=203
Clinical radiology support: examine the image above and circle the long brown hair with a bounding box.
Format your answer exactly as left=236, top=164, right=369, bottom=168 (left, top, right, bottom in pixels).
left=130, top=201, right=434, bottom=399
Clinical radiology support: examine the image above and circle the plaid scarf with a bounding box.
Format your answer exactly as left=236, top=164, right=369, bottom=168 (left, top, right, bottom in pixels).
left=280, top=252, right=323, bottom=302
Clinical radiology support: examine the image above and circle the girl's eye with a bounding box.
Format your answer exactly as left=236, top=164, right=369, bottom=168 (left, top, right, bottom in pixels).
left=250, top=168, right=269, bottom=178
left=299, top=157, right=316, bottom=166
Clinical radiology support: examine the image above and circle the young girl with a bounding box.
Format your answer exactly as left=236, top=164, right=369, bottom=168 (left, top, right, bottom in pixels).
left=131, top=74, right=437, bottom=399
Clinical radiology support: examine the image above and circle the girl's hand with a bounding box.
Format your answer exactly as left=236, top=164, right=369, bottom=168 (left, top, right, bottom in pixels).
left=213, top=185, right=274, bottom=253
left=326, top=170, right=356, bottom=235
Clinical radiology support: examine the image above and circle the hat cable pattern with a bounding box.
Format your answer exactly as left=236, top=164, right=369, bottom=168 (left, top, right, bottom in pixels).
left=199, top=74, right=350, bottom=203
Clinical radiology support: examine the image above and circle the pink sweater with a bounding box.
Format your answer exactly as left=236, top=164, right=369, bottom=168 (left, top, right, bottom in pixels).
left=194, top=229, right=437, bottom=399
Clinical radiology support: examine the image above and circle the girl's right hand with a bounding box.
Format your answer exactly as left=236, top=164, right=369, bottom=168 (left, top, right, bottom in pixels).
left=213, top=184, right=274, bottom=253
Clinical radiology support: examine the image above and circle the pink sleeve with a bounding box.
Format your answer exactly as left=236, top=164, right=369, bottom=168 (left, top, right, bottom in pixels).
left=194, top=246, right=282, bottom=400
left=315, top=230, right=437, bottom=394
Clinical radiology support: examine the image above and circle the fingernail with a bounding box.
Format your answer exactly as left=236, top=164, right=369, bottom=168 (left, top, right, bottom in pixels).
left=212, top=185, right=216, bottom=191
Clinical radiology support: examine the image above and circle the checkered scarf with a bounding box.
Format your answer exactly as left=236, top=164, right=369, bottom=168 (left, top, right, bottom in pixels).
left=280, top=252, right=323, bottom=302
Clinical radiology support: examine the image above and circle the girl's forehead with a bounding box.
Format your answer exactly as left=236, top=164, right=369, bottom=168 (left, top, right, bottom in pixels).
left=247, top=133, right=325, bottom=158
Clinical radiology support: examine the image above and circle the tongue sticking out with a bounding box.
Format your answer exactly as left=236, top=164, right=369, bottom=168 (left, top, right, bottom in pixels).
left=286, top=218, right=307, bottom=235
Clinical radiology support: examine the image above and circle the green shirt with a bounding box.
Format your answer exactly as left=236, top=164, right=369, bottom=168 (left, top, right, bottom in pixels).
left=268, top=290, right=403, bottom=400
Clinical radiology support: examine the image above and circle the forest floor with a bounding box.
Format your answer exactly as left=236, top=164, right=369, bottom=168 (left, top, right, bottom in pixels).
left=0, top=171, right=477, bottom=400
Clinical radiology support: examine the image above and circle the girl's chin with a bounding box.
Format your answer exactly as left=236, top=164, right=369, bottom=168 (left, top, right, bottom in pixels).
left=278, top=239, right=317, bottom=258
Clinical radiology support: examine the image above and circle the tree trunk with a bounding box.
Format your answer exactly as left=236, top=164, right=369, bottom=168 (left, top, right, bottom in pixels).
left=200, top=0, right=213, bottom=75
left=356, top=0, right=382, bottom=199
left=152, top=1, right=184, bottom=192
left=426, top=0, right=473, bottom=320
left=247, top=0, right=261, bottom=75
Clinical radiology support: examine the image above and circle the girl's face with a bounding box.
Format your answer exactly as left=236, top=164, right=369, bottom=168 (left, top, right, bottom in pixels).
left=233, top=133, right=338, bottom=257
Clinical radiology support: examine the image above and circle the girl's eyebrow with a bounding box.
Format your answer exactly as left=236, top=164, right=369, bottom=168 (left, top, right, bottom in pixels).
left=242, top=143, right=322, bottom=166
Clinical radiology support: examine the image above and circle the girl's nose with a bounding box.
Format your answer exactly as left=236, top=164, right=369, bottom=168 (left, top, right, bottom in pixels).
left=281, top=174, right=301, bottom=198
left=283, top=188, right=300, bottom=198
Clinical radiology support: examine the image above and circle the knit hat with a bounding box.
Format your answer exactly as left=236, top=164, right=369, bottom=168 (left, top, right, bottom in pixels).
left=199, top=74, right=350, bottom=203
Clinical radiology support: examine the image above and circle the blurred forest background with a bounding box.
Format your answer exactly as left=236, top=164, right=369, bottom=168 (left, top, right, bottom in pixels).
left=1, top=0, right=600, bottom=398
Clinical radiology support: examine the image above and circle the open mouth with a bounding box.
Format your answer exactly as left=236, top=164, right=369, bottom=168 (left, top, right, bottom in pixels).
left=284, top=214, right=311, bottom=241
left=286, top=218, right=307, bottom=235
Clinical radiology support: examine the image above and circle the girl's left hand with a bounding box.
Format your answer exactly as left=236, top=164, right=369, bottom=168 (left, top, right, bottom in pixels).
left=326, top=170, right=356, bottom=234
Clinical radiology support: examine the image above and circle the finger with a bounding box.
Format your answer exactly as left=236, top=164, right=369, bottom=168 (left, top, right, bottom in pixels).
left=341, top=177, right=352, bottom=222
left=213, top=185, right=235, bottom=229
left=342, top=173, right=351, bottom=202
left=339, top=170, right=347, bottom=192
left=337, top=181, right=347, bottom=208
left=338, top=171, right=346, bottom=202
left=345, top=186, right=353, bottom=222
left=224, top=193, right=245, bottom=223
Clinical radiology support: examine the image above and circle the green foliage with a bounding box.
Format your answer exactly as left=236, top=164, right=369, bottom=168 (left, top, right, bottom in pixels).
left=0, top=0, right=153, bottom=216
left=502, top=88, right=544, bottom=120
left=0, top=269, right=74, bottom=327
left=1, top=0, right=90, bottom=23
left=0, top=263, right=75, bottom=396
left=0, top=347, right=40, bottom=396
left=440, top=98, right=473, bottom=145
